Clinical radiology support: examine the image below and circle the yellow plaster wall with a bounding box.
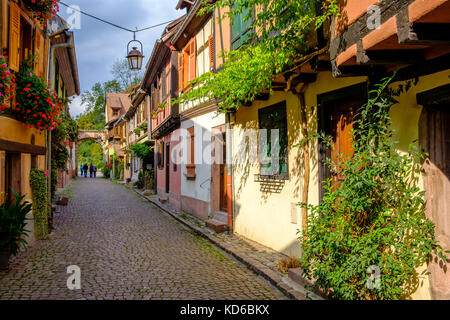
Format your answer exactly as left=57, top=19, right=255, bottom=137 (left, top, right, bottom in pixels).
left=232, top=72, right=367, bottom=257
left=37, top=155, right=46, bottom=171
left=386, top=69, right=450, bottom=300
left=232, top=69, right=449, bottom=298
left=0, top=117, right=46, bottom=146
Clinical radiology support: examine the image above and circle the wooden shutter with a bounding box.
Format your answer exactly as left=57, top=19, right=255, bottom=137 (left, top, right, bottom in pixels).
left=178, top=53, right=184, bottom=92
left=161, top=68, right=166, bottom=99
left=9, top=2, right=20, bottom=72
left=186, top=127, right=196, bottom=176
left=208, top=34, right=214, bottom=70
left=34, top=29, right=45, bottom=76
left=189, top=38, right=196, bottom=81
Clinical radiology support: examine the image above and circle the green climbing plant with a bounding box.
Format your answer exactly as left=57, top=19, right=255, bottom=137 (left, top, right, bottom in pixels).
left=298, top=73, right=448, bottom=300
left=29, top=169, right=48, bottom=240
left=174, top=0, right=339, bottom=112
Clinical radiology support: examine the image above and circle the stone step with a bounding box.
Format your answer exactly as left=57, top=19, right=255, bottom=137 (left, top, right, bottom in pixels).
left=205, top=219, right=228, bottom=233
left=212, top=210, right=228, bottom=224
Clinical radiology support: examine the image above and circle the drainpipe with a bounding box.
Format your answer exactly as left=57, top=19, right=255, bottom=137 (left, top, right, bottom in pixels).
left=226, top=112, right=235, bottom=234
left=46, top=38, right=73, bottom=209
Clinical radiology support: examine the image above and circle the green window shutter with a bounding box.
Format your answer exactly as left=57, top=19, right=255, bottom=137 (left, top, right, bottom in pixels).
left=231, top=5, right=252, bottom=50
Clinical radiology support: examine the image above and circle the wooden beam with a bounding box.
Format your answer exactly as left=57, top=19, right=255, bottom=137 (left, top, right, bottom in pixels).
left=254, top=92, right=270, bottom=101
left=0, top=139, right=46, bottom=155
left=398, top=21, right=450, bottom=46
left=291, top=73, right=317, bottom=84
left=311, top=59, right=332, bottom=72
left=357, top=49, right=424, bottom=65
left=331, top=61, right=373, bottom=78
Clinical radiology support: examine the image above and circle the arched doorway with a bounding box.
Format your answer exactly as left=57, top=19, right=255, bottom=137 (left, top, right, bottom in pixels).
left=74, top=130, right=105, bottom=177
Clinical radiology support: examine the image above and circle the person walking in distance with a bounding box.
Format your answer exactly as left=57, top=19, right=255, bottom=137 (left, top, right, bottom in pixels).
left=89, top=164, right=94, bottom=178
left=80, top=165, right=83, bottom=177
left=94, top=166, right=97, bottom=178
left=83, top=163, right=88, bottom=178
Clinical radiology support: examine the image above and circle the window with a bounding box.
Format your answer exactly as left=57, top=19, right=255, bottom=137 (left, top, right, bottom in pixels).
left=258, top=101, right=288, bottom=178
left=179, top=39, right=196, bottom=91
left=157, top=141, right=164, bottom=169
left=231, top=3, right=253, bottom=50
left=185, top=126, right=196, bottom=178
left=113, top=109, right=119, bottom=117
left=196, top=19, right=213, bottom=77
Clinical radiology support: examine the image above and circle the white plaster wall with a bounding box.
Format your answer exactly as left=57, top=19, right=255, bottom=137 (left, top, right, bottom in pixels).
left=180, top=111, right=225, bottom=212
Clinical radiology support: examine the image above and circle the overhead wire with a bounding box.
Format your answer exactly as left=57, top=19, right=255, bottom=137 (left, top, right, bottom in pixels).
left=59, top=1, right=176, bottom=33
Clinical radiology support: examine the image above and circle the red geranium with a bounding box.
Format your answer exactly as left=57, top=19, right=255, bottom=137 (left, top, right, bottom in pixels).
left=23, top=0, right=60, bottom=26
left=14, top=62, right=64, bottom=131
left=0, top=54, right=15, bottom=111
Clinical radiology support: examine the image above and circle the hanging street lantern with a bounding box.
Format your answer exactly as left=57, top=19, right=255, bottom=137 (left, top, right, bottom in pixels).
left=127, top=31, right=144, bottom=71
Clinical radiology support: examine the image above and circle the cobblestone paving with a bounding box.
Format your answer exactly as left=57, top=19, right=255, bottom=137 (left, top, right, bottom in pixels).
left=0, top=178, right=286, bottom=300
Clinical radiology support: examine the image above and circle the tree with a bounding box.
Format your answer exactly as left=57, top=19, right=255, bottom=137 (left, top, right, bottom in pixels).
left=76, top=80, right=121, bottom=130
left=111, top=58, right=144, bottom=92
left=78, top=141, right=103, bottom=168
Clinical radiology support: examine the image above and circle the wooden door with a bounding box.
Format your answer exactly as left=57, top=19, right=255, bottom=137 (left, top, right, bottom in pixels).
left=329, top=98, right=363, bottom=187
left=165, top=142, right=170, bottom=194
left=420, top=104, right=450, bottom=299
left=219, top=131, right=228, bottom=212
left=211, top=125, right=227, bottom=213
left=5, top=153, right=21, bottom=204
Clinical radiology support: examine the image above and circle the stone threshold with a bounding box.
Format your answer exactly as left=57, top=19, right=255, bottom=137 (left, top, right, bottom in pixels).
left=127, top=185, right=323, bottom=301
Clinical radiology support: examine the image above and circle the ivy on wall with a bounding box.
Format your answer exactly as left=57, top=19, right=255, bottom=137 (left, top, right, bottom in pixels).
left=29, top=169, right=48, bottom=240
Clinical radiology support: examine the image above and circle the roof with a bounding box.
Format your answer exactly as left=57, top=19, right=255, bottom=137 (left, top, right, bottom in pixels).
left=176, top=0, right=194, bottom=11
left=171, top=0, right=211, bottom=49
left=141, top=15, right=186, bottom=90
left=49, top=16, right=80, bottom=96
left=105, top=93, right=132, bottom=123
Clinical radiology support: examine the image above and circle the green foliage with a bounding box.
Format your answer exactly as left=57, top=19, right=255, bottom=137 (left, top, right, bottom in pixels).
left=298, top=73, right=447, bottom=300
left=29, top=169, right=48, bottom=240
left=130, top=142, right=152, bottom=161
left=78, top=141, right=103, bottom=169
left=175, top=0, right=339, bottom=111
left=134, top=170, right=144, bottom=189
left=0, top=190, right=32, bottom=256
left=144, top=169, right=155, bottom=190
left=101, top=163, right=110, bottom=179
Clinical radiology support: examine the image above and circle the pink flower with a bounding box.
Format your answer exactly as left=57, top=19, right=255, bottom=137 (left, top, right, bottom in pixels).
left=45, top=170, right=49, bottom=177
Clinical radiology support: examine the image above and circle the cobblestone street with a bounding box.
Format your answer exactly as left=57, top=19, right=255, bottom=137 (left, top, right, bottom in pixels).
left=0, top=178, right=286, bottom=300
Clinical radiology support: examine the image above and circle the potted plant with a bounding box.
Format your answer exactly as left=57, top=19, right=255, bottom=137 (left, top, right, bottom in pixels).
left=0, top=190, right=32, bottom=270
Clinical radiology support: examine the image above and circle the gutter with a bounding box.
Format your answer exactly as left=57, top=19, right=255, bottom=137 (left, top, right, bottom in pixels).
left=170, top=0, right=203, bottom=46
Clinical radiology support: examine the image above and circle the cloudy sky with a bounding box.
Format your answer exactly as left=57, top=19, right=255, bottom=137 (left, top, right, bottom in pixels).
left=57, top=0, right=183, bottom=117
